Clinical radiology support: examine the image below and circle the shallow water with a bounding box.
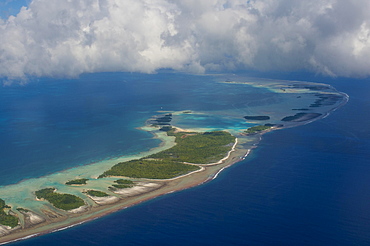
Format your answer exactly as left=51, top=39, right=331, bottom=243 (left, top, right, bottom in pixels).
left=0, top=72, right=355, bottom=245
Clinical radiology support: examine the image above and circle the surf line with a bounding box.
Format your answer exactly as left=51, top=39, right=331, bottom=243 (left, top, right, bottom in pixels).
left=212, top=148, right=252, bottom=180
left=0, top=233, right=40, bottom=245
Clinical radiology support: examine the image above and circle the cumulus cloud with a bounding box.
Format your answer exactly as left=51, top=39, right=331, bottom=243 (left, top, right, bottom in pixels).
left=1, top=0, right=370, bottom=79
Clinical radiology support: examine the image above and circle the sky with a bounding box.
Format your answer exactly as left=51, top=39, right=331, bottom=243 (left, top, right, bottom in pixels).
left=0, top=0, right=30, bottom=18
left=1, top=0, right=370, bottom=80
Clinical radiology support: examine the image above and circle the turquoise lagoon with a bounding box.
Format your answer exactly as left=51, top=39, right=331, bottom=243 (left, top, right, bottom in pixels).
left=0, top=72, right=348, bottom=241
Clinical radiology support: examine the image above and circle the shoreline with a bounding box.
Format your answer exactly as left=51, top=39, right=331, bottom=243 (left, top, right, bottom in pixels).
left=0, top=79, right=349, bottom=245
left=0, top=130, right=249, bottom=245
left=0, top=114, right=343, bottom=244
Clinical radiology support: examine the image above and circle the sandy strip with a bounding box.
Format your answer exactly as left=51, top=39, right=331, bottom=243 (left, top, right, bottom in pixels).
left=0, top=86, right=348, bottom=245
left=0, top=94, right=349, bottom=244
left=0, top=137, right=248, bottom=245
left=113, top=183, right=162, bottom=196
left=172, top=126, right=195, bottom=133
left=87, top=196, right=120, bottom=205
left=26, top=212, right=45, bottom=225
left=68, top=205, right=89, bottom=214
left=0, top=226, right=10, bottom=237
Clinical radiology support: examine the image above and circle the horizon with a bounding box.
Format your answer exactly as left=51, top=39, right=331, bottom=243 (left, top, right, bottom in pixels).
left=1, top=1, right=370, bottom=245
left=1, top=0, right=370, bottom=82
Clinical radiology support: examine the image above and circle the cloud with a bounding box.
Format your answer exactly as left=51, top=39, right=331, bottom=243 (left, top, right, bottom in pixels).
left=1, top=0, right=370, bottom=80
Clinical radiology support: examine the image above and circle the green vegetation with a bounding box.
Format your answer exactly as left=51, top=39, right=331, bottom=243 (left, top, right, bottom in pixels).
left=245, top=125, right=273, bottom=134
left=281, top=113, right=308, bottom=121
left=303, top=85, right=330, bottom=91
left=0, top=212, right=18, bottom=228
left=150, top=113, right=172, bottom=126
left=159, top=126, right=176, bottom=136
left=65, top=178, right=89, bottom=185
left=115, top=179, right=134, bottom=185
left=159, top=125, right=173, bottom=132
left=100, top=130, right=234, bottom=179
left=148, top=131, right=235, bottom=164
left=100, top=159, right=199, bottom=179
left=0, top=198, right=19, bottom=228
left=111, top=179, right=134, bottom=189
left=111, top=184, right=132, bottom=189
left=84, top=190, right=109, bottom=197
left=156, top=114, right=172, bottom=123
left=244, top=115, right=270, bottom=120
left=309, top=94, right=342, bottom=108
left=35, top=188, right=85, bottom=210
left=292, top=108, right=309, bottom=111
left=281, top=113, right=322, bottom=122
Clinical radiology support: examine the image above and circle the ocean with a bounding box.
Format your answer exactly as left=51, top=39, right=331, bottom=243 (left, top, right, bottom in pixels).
left=1, top=73, right=369, bottom=245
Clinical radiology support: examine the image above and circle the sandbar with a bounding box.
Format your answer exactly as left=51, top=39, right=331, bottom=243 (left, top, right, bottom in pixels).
left=0, top=79, right=349, bottom=244
left=0, top=135, right=248, bottom=244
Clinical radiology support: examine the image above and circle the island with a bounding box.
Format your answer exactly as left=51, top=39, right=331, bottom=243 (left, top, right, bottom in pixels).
left=244, top=124, right=277, bottom=135
left=65, top=179, right=89, bottom=186
left=281, top=112, right=322, bottom=122
left=243, top=116, right=271, bottom=121
left=0, top=199, right=19, bottom=230
left=84, top=190, right=109, bottom=197
left=35, top=188, right=86, bottom=211
left=0, top=78, right=348, bottom=244
left=110, top=179, right=135, bottom=190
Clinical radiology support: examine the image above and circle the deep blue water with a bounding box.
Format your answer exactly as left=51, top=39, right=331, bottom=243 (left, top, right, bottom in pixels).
left=4, top=74, right=370, bottom=245
left=0, top=72, right=269, bottom=186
